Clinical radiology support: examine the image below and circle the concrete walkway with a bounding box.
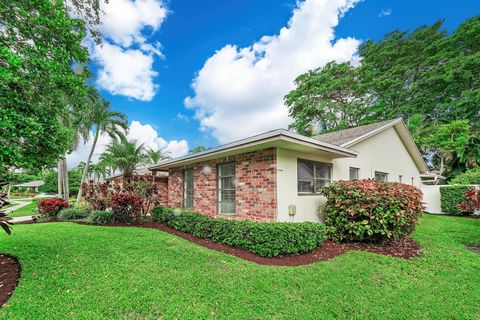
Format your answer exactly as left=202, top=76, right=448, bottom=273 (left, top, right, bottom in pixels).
left=9, top=215, right=34, bottom=223
left=4, top=200, right=31, bottom=213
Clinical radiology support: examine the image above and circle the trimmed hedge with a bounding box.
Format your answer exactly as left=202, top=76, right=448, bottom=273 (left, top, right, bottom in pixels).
left=440, top=185, right=473, bottom=215
left=152, top=207, right=326, bottom=257
left=322, top=180, right=424, bottom=243
left=449, top=168, right=480, bottom=185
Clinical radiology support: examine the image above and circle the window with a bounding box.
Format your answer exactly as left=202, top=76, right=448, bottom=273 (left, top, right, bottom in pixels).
left=374, top=171, right=388, bottom=182
left=349, top=167, right=359, bottom=180
left=218, top=162, right=236, bottom=214
left=297, top=159, right=331, bottom=194
left=183, top=168, right=194, bottom=209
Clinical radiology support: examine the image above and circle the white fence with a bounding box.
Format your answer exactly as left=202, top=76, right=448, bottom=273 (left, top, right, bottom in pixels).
left=421, top=184, right=479, bottom=214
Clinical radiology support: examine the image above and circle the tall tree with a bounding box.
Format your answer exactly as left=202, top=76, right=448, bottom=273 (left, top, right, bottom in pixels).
left=146, top=148, right=171, bottom=164
left=75, top=101, right=128, bottom=204
left=0, top=1, right=107, bottom=179
left=286, top=16, right=480, bottom=177
left=285, top=61, right=370, bottom=135
left=100, top=139, right=147, bottom=183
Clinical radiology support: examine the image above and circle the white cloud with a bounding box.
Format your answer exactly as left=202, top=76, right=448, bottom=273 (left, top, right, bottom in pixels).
left=185, top=0, right=360, bottom=143
left=88, top=0, right=167, bottom=101
left=66, top=121, right=189, bottom=169
left=93, top=43, right=158, bottom=101
left=378, top=8, right=392, bottom=18
left=100, top=0, right=167, bottom=47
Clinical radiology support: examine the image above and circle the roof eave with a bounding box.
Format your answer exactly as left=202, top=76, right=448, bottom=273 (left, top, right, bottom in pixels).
left=149, top=129, right=357, bottom=171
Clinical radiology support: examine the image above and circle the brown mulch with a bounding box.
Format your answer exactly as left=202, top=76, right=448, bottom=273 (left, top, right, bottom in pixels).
left=15, top=220, right=421, bottom=266
left=0, top=254, right=21, bottom=307
left=79, top=221, right=420, bottom=266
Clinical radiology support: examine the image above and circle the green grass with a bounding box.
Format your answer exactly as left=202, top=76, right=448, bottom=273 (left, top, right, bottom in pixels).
left=0, top=215, right=479, bottom=319
left=6, top=199, right=43, bottom=218
left=6, top=202, right=36, bottom=218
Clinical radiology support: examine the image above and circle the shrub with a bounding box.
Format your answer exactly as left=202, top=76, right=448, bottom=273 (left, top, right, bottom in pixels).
left=440, top=185, right=473, bottom=215
left=322, top=180, right=424, bottom=243
left=87, top=211, right=115, bottom=225
left=37, top=198, right=69, bottom=217
left=81, top=181, right=111, bottom=210
left=111, top=193, right=143, bottom=223
left=57, top=208, right=91, bottom=221
left=459, top=188, right=480, bottom=214
left=152, top=206, right=326, bottom=257
left=74, top=201, right=91, bottom=210
left=449, top=168, right=480, bottom=185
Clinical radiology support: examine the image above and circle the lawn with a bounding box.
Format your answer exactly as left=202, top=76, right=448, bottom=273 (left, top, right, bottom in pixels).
left=0, top=215, right=479, bottom=319
left=6, top=201, right=39, bottom=218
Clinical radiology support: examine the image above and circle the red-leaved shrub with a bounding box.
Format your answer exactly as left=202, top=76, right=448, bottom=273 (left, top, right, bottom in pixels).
left=81, top=181, right=111, bottom=210
left=459, top=187, right=480, bottom=214
left=111, top=193, right=143, bottom=223
left=322, top=180, right=424, bottom=243
left=37, top=198, right=69, bottom=217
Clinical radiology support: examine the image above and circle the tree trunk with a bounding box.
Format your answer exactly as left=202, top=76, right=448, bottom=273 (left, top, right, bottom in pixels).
left=62, top=158, right=69, bottom=200
left=76, top=130, right=99, bottom=205
left=57, top=160, right=63, bottom=198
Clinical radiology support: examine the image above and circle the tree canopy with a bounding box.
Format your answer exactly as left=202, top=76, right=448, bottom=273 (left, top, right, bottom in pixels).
left=285, top=16, right=480, bottom=177
left=0, top=0, right=106, bottom=179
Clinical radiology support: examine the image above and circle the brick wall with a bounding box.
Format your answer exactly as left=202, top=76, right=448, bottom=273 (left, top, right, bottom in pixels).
left=167, top=148, right=277, bottom=221
left=154, top=177, right=169, bottom=206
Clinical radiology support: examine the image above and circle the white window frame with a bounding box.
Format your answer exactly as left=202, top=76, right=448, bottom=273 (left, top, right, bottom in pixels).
left=217, top=162, right=236, bottom=215
left=297, top=159, right=332, bottom=195
left=183, top=168, right=194, bottom=209
left=349, top=167, right=359, bottom=180
left=374, top=171, right=388, bottom=182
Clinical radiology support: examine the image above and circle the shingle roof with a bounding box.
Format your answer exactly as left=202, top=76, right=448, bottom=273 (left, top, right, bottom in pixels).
left=312, top=119, right=400, bottom=146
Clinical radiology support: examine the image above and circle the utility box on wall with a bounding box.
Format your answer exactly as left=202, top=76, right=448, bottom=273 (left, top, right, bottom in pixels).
left=288, top=204, right=296, bottom=216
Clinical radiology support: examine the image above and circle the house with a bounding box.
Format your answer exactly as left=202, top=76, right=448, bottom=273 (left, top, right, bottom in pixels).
left=14, top=180, right=45, bottom=193
left=149, top=118, right=429, bottom=223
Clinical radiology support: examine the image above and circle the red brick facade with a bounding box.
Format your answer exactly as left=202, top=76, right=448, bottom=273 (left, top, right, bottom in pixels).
left=155, top=177, right=169, bottom=206
left=166, top=148, right=277, bottom=221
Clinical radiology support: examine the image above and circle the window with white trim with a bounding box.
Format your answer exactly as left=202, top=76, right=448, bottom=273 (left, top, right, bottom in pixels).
left=297, top=159, right=331, bottom=194
left=374, top=171, right=388, bottom=182
left=183, top=168, right=194, bottom=209
left=349, top=167, right=359, bottom=180
left=217, top=162, right=236, bottom=214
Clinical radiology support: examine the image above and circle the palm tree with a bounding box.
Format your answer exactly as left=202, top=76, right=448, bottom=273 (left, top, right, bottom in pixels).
left=75, top=99, right=128, bottom=205
left=146, top=148, right=170, bottom=164
left=100, top=139, right=147, bottom=183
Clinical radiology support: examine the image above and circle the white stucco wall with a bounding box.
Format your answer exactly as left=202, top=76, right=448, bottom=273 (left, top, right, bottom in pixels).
left=276, top=148, right=330, bottom=223
left=276, top=127, right=423, bottom=223
left=421, top=185, right=442, bottom=214
left=332, top=127, right=422, bottom=187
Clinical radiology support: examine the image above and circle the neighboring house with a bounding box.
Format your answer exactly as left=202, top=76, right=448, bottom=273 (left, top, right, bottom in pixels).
left=149, top=119, right=429, bottom=223
left=14, top=180, right=45, bottom=192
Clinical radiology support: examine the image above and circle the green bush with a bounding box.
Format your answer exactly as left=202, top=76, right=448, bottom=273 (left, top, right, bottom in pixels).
left=57, top=208, right=90, bottom=221
left=449, top=168, right=480, bottom=185
left=87, top=211, right=115, bottom=225
left=322, top=180, right=424, bottom=243
left=152, top=206, right=326, bottom=257
left=440, top=185, right=473, bottom=215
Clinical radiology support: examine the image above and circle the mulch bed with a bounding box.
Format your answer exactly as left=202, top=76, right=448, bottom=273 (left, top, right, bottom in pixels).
left=0, top=254, right=21, bottom=307
left=83, top=221, right=420, bottom=266
left=15, top=220, right=421, bottom=266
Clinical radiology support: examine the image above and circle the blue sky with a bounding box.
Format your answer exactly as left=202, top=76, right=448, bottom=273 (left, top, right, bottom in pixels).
left=69, top=0, right=479, bottom=166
